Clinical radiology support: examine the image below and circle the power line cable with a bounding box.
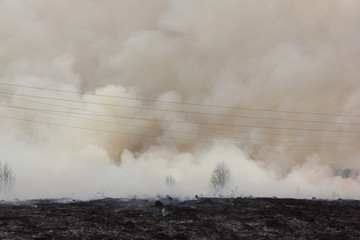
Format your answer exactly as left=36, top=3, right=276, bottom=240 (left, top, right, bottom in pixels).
left=1, top=82, right=359, bottom=118
left=0, top=104, right=359, bottom=134
left=0, top=114, right=353, bottom=147
left=0, top=95, right=354, bottom=138
left=0, top=94, right=323, bottom=138
left=0, top=90, right=359, bottom=127
left=3, top=102, right=347, bottom=145
left=3, top=94, right=356, bottom=139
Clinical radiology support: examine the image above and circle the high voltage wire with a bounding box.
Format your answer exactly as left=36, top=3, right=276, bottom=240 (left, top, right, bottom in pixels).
left=2, top=94, right=355, bottom=139
left=1, top=102, right=230, bottom=141
left=1, top=82, right=360, bottom=118
left=1, top=92, right=359, bottom=139
left=0, top=90, right=359, bottom=127
left=0, top=114, right=354, bottom=148
left=0, top=82, right=359, bottom=146
left=0, top=101, right=347, bottom=145
left=1, top=104, right=359, bottom=134
left=0, top=91, right=359, bottom=135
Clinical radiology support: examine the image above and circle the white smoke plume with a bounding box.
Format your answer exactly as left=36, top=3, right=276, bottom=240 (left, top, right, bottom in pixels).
left=0, top=0, right=359, bottom=200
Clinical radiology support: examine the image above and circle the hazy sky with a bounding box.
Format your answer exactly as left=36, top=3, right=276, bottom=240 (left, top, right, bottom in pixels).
left=0, top=0, right=359, bottom=200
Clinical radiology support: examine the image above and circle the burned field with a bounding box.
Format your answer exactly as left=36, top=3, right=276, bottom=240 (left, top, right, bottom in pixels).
left=0, top=197, right=359, bottom=240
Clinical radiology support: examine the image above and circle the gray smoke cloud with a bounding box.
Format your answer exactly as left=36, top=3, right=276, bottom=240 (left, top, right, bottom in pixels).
left=0, top=0, right=359, bottom=200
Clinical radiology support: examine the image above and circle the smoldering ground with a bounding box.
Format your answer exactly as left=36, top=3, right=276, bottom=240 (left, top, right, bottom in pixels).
left=0, top=0, right=359, bottom=200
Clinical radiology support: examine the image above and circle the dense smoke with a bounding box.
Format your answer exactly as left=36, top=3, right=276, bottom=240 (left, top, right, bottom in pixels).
left=0, top=0, right=359, bottom=200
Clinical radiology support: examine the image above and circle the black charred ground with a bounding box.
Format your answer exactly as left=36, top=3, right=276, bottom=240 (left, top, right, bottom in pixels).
left=0, top=197, right=359, bottom=239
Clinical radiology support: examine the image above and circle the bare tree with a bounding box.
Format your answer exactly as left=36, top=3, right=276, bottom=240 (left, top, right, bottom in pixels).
left=0, top=162, right=2, bottom=192
left=210, top=162, right=230, bottom=190
left=164, top=175, right=175, bottom=187
left=0, top=161, right=15, bottom=193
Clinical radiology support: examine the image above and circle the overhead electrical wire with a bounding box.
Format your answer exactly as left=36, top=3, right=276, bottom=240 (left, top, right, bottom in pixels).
left=1, top=104, right=359, bottom=134
left=0, top=100, right=348, bottom=145
left=2, top=93, right=355, bottom=139
left=1, top=82, right=360, bottom=118
left=0, top=82, right=358, bottom=147
left=0, top=114, right=354, bottom=148
left=0, top=92, right=359, bottom=138
left=0, top=91, right=359, bottom=127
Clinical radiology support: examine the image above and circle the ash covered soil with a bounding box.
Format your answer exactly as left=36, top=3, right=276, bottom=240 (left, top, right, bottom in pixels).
left=0, top=197, right=359, bottom=240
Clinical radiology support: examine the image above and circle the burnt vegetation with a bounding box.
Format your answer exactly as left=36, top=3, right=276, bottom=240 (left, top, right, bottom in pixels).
left=0, top=197, right=359, bottom=239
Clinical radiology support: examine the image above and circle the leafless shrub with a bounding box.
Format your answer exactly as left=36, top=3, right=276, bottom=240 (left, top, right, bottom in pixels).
left=165, top=175, right=175, bottom=187
left=210, top=162, right=230, bottom=190
left=0, top=161, right=15, bottom=193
